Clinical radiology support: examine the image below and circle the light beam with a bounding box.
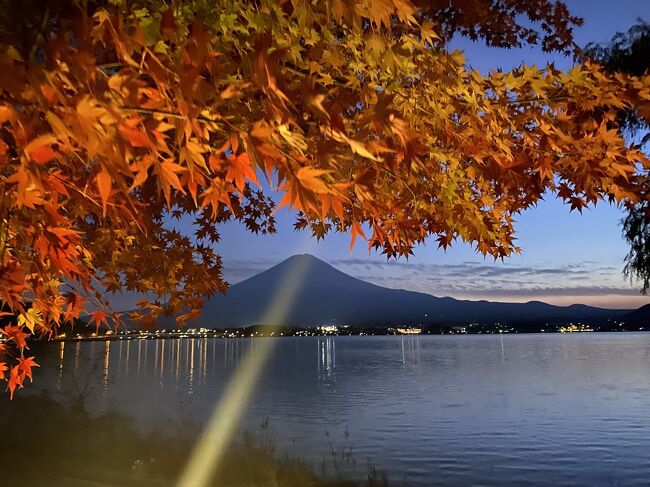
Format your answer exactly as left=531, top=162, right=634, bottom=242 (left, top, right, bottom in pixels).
left=177, top=252, right=312, bottom=487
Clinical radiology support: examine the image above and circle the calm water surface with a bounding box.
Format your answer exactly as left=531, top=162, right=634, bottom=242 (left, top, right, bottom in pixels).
left=30, top=334, right=650, bottom=485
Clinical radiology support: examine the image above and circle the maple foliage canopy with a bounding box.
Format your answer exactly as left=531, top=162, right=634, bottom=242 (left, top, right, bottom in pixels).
left=0, top=0, right=649, bottom=396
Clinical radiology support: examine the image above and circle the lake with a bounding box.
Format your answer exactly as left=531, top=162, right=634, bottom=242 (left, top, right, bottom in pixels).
left=17, top=333, right=650, bottom=485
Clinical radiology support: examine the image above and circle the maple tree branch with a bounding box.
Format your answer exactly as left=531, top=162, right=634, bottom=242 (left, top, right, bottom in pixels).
left=394, top=91, right=467, bottom=127
left=381, top=167, right=417, bottom=201
left=283, top=62, right=351, bottom=90
left=59, top=179, right=102, bottom=209
left=62, top=281, right=111, bottom=317
left=117, top=107, right=224, bottom=126
left=0, top=218, right=8, bottom=266
left=59, top=179, right=144, bottom=234
left=97, top=62, right=122, bottom=74
left=505, top=94, right=571, bottom=106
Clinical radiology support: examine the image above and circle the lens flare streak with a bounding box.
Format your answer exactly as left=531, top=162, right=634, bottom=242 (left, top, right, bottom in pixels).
left=176, top=255, right=312, bottom=487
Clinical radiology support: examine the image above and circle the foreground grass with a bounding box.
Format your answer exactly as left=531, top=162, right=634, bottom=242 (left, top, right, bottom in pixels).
left=0, top=395, right=391, bottom=487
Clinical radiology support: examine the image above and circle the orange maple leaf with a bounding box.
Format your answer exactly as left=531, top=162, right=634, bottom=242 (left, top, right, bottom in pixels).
left=1, top=325, right=29, bottom=349
left=24, top=134, right=58, bottom=163
left=7, top=365, right=21, bottom=399
left=18, top=356, right=38, bottom=382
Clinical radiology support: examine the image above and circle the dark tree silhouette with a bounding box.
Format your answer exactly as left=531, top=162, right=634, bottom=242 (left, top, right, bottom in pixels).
left=585, top=20, right=650, bottom=293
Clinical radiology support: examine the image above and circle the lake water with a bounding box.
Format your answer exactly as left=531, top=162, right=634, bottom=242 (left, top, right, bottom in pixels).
left=23, top=334, right=650, bottom=485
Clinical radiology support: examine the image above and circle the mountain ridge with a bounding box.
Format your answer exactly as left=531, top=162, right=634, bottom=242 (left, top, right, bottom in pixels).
left=184, top=253, right=631, bottom=328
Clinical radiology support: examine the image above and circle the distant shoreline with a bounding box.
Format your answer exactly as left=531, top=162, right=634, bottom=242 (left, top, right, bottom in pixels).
left=39, top=326, right=650, bottom=344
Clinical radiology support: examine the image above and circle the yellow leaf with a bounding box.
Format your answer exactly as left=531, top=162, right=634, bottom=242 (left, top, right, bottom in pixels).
left=348, top=139, right=379, bottom=161
left=296, top=166, right=330, bottom=193
left=46, top=112, right=70, bottom=144
left=155, top=121, right=176, bottom=133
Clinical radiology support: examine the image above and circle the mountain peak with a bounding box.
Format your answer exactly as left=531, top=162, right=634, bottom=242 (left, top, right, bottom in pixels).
left=267, top=253, right=348, bottom=280
left=283, top=253, right=323, bottom=263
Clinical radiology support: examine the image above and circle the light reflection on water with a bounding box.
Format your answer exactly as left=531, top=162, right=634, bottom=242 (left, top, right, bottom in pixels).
left=318, top=337, right=336, bottom=384
left=34, top=334, right=650, bottom=485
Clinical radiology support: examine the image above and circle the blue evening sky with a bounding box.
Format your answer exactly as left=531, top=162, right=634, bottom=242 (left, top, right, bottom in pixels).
left=214, top=0, right=650, bottom=309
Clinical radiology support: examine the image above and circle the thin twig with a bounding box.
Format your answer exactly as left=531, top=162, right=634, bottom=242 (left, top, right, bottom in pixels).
left=117, top=107, right=225, bottom=127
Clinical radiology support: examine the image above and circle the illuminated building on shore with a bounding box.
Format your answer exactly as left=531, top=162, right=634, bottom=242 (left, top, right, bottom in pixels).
left=395, top=327, right=422, bottom=335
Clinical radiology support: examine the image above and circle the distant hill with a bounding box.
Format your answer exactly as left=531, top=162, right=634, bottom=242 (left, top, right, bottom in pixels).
left=174, top=254, right=631, bottom=328
left=624, top=303, right=650, bottom=326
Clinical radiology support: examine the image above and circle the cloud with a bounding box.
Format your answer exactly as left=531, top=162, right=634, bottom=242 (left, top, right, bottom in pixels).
left=220, top=255, right=647, bottom=308
left=447, top=286, right=642, bottom=298
left=326, top=258, right=642, bottom=304
left=222, top=258, right=277, bottom=283
left=328, top=258, right=618, bottom=280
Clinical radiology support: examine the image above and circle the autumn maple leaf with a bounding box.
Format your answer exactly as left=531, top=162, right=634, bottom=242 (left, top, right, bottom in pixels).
left=7, top=365, right=21, bottom=399
left=1, top=325, right=29, bottom=349
left=18, top=356, right=39, bottom=382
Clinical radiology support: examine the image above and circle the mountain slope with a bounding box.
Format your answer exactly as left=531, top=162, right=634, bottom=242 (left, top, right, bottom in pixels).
left=192, top=254, right=629, bottom=327
left=624, top=303, right=650, bottom=326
